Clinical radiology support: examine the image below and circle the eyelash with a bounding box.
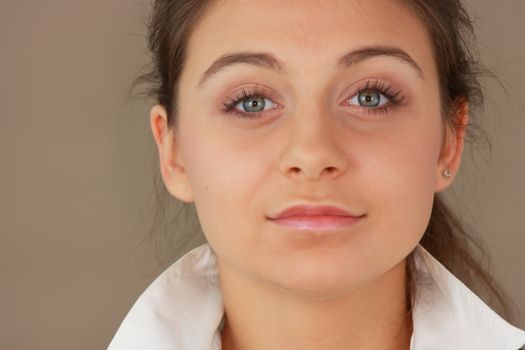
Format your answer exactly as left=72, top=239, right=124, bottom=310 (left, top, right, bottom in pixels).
left=222, top=85, right=278, bottom=121
left=221, top=80, right=406, bottom=121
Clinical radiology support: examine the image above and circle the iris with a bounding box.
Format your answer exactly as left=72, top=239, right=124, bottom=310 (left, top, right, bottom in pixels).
left=358, top=90, right=381, bottom=108
left=242, top=97, right=266, bottom=112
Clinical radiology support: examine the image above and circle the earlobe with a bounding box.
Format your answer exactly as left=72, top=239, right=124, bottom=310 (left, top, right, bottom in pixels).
left=149, top=105, right=194, bottom=203
left=435, top=99, right=469, bottom=193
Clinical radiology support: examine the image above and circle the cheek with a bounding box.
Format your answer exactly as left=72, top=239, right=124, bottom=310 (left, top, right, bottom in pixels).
left=177, top=123, right=269, bottom=243
left=360, top=118, right=442, bottom=249
left=374, top=133, right=439, bottom=200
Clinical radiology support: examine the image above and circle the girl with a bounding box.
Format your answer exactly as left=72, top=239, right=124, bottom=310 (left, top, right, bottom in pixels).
left=109, top=0, right=525, bottom=348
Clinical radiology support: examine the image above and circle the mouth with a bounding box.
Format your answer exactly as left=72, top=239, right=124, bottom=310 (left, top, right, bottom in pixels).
left=267, top=204, right=365, bottom=231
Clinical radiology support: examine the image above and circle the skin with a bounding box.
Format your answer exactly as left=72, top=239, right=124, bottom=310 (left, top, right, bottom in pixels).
left=150, top=0, right=468, bottom=349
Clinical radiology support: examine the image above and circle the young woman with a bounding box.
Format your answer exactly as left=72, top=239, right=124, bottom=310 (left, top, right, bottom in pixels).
left=109, top=0, right=525, bottom=349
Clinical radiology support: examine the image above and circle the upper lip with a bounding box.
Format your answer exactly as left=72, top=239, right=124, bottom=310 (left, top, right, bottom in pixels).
left=268, top=204, right=362, bottom=220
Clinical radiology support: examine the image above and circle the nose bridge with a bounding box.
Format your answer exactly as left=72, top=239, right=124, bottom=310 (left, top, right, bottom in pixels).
left=278, top=98, right=349, bottom=180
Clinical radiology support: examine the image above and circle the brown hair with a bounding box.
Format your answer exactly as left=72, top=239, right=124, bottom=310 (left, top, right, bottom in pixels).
left=133, top=0, right=516, bottom=322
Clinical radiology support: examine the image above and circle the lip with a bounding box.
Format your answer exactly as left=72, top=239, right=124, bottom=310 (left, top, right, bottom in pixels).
left=267, top=204, right=365, bottom=231
left=270, top=204, right=360, bottom=219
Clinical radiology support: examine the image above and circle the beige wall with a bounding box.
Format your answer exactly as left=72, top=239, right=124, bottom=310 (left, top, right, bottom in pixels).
left=0, top=1, right=523, bottom=349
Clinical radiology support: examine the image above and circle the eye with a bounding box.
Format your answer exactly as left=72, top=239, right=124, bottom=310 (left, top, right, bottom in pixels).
left=342, top=80, right=406, bottom=116
left=234, top=96, right=277, bottom=113
left=348, top=90, right=389, bottom=108
left=222, top=86, right=281, bottom=120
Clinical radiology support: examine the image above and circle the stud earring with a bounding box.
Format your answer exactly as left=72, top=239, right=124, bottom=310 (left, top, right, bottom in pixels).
left=442, top=169, right=452, bottom=178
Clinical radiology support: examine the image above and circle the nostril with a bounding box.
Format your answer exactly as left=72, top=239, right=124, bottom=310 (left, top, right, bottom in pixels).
left=289, top=166, right=301, bottom=174
left=324, top=166, right=337, bottom=174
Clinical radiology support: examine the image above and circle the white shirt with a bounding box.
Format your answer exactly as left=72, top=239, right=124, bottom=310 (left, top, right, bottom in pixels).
left=108, top=243, right=525, bottom=349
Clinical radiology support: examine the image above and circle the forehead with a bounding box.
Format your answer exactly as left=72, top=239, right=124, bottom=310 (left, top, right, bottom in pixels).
left=184, top=0, right=436, bottom=85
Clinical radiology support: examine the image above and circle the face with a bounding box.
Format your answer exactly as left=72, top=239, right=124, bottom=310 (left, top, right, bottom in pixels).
left=153, top=0, right=465, bottom=296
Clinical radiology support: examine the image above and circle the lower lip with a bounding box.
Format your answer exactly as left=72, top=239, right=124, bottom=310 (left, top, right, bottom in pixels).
left=270, top=215, right=363, bottom=231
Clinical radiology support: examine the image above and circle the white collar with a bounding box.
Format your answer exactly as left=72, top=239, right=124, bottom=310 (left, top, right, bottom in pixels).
left=108, top=243, right=525, bottom=350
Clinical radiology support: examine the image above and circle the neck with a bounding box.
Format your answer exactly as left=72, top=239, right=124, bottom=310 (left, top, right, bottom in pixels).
left=218, top=258, right=412, bottom=350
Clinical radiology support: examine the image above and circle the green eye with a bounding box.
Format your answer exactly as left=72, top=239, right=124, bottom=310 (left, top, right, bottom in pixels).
left=348, top=89, right=390, bottom=109
left=235, top=96, right=276, bottom=113
left=358, top=90, right=381, bottom=107
left=241, top=97, right=266, bottom=112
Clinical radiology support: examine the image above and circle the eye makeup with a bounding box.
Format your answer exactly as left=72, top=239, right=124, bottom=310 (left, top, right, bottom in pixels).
left=341, top=79, right=408, bottom=116
left=221, top=84, right=282, bottom=121
left=220, top=78, right=408, bottom=123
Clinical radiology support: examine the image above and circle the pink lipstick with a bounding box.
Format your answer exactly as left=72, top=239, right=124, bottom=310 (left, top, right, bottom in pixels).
left=268, top=205, right=364, bottom=231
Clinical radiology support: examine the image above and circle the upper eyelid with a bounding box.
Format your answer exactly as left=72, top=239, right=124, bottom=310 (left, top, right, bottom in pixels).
left=223, top=79, right=406, bottom=109
left=339, top=79, right=407, bottom=106
left=223, top=87, right=278, bottom=107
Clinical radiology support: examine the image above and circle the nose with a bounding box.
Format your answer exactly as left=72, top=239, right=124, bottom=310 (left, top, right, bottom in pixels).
left=278, top=107, right=349, bottom=181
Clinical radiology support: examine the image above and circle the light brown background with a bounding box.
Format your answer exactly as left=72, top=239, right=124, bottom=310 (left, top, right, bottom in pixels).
left=1, top=1, right=524, bottom=349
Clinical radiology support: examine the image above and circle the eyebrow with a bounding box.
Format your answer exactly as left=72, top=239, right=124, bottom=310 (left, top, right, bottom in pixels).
left=196, top=45, right=424, bottom=88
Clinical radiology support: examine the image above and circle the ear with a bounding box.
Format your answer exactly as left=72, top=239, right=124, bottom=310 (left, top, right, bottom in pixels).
left=435, top=99, right=469, bottom=193
left=150, top=105, right=194, bottom=203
